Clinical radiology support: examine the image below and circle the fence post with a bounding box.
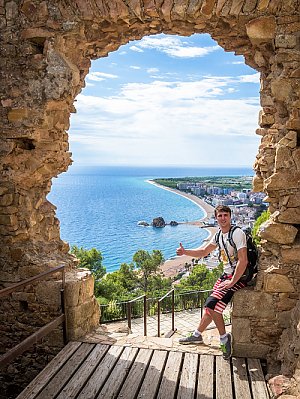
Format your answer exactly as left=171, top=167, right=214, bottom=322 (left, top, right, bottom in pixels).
left=143, top=295, right=147, bottom=336
left=157, top=300, right=160, bottom=337
left=171, top=289, right=175, bottom=332
left=127, top=301, right=132, bottom=333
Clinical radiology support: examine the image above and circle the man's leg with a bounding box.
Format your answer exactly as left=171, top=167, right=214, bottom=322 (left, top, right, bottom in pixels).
left=205, top=308, right=226, bottom=335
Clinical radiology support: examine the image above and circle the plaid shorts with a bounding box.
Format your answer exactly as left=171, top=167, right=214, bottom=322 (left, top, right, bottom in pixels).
left=204, top=273, right=246, bottom=314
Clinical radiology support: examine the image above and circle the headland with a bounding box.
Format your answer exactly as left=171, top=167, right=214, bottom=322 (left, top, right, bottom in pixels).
left=147, top=180, right=218, bottom=278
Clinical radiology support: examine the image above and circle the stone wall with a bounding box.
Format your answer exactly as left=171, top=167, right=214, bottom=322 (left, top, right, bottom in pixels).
left=0, top=0, right=299, bottom=397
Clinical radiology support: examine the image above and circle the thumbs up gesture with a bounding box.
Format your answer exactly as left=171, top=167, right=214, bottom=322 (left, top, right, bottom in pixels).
left=176, top=243, right=185, bottom=256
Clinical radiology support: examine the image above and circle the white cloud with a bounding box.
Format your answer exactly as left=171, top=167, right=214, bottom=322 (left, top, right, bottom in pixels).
left=130, top=45, right=144, bottom=53
left=69, top=74, right=260, bottom=166
left=87, top=72, right=118, bottom=82
left=147, top=67, right=159, bottom=74
left=134, top=36, right=220, bottom=58
left=239, top=73, right=260, bottom=83
left=130, top=65, right=141, bottom=70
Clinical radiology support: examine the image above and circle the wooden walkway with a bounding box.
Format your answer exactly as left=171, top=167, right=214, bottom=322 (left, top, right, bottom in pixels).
left=17, top=341, right=270, bottom=399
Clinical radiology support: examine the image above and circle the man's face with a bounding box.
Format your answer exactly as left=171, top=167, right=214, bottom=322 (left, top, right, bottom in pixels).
left=216, top=211, right=231, bottom=231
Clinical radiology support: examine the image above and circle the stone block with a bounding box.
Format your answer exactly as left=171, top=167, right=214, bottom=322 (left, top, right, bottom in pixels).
left=281, top=245, right=300, bottom=263
left=265, top=172, right=300, bottom=190
left=278, top=310, right=292, bottom=328
left=275, top=34, right=297, bottom=48
left=246, top=16, right=276, bottom=44
left=265, top=274, right=295, bottom=293
left=259, top=220, right=298, bottom=244
left=252, top=175, right=264, bottom=192
left=232, top=290, right=275, bottom=318
left=278, top=294, right=297, bottom=311
left=232, top=318, right=251, bottom=343
left=233, top=342, right=270, bottom=358
left=64, top=271, right=95, bottom=307
left=7, top=108, right=29, bottom=122
left=35, top=281, right=62, bottom=307
left=278, top=209, right=300, bottom=224
left=271, top=78, right=293, bottom=102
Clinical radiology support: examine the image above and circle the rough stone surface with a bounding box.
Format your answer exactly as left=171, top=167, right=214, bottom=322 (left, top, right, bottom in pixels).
left=0, top=0, right=299, bottom=397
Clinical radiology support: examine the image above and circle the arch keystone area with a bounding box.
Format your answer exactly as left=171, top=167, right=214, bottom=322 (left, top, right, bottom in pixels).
left=0, top=0, right=299, bottom=396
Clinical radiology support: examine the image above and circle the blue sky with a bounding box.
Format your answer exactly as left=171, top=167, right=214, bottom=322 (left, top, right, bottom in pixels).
left=69, top=33, right=260, bottom=167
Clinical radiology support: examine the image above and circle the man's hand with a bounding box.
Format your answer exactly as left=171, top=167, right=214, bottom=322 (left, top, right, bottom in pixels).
left=176, top=243, right=185, bottom=256
left=218, top=279, right=234, bottom=290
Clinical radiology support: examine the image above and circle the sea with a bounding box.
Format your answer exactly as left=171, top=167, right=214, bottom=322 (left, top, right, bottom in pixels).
left=47, top=165, right=254, bottom=273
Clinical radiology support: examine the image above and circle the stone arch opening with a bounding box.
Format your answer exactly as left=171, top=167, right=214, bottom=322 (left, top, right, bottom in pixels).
left=1, top=0, right=299, bottom=394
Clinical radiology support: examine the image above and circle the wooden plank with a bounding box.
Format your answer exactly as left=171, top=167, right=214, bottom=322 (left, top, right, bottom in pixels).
left=16, top=341, right=82, bottom=399
left=232, top=357, right=252, bottom=399
left=76, top=345, right=124, bottom=399
left=216, top=356, right=233, bottom=399
left=35, top=343, right=94, bottom=399
left=156, top=351, right=183, bottom=399
left=56, top=344, right=109, bottom=399
left=117, top=348, right=153, bottom=399
left=97, top=346, right=138, bottom=398
left=197, top=354, right=214, bottom=399
left=177, top=352, right=198, bottom=399
left=248, top=358, right=270, bottom=399
left=137, top=350, right=168, bottom=399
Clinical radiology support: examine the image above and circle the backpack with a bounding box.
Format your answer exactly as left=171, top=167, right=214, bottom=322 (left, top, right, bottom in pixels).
left=215, top=225, right=259, bottom=283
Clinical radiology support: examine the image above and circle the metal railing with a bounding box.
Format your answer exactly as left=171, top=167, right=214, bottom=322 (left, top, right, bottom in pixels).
left=99, top=288, right=216, bottom=338
left=157, top=289, right=175, bottom=337
left=127, top=295, right=147, bottom=336
left=0, top=265, right=66, bottom=369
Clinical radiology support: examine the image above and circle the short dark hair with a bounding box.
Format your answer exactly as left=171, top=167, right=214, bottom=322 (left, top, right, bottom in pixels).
left=214, top=205, right=232, bottom=217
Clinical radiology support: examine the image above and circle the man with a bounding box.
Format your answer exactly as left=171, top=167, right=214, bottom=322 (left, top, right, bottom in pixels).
left=176, top=205, right=248, bottom=360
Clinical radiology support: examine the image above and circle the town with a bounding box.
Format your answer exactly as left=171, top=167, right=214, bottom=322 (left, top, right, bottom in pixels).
left=154, top=176, right=268, bottom=230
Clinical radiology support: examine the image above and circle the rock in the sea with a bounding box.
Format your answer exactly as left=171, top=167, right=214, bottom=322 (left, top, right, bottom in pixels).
left=152, top=217, right=166, bottom=228
left=170, top=221, right=178, bottom=226
left=137, top=221, right=149, bottom=227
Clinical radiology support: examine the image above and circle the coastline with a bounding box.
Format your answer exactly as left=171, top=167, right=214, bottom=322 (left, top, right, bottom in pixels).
left=147, top=180, right=218, bottom=278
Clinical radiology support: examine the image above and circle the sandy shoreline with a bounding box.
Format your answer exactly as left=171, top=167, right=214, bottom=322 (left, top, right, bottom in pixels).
left=147, top=180, right=218, bottom=278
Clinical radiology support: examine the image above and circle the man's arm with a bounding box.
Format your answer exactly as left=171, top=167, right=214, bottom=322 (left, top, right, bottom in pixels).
left=219, top=247, right=248, bottom=288
left=176, top=242, right=217, bottom=259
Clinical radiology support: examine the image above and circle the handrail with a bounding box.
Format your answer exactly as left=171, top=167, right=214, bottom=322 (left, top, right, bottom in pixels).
left=157, top=289, right=176, bottom=337
left=127, top=294, right=147, bottom=336
left=0, top=265, right=66, bottom=369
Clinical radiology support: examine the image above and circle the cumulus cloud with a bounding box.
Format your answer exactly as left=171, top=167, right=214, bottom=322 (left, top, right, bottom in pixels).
left=132, top=36, right=220, bottom=58
left=130, top=66, right=141, bottom=70
left=69, top=73, right=260, bottom=166
left=130, top=45, right=144, bottom=53
left=86, top=72, right=118, bottom=82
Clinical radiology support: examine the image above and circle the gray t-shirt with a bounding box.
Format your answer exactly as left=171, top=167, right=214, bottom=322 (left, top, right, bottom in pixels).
left=212, top=227, right=247, bottom=275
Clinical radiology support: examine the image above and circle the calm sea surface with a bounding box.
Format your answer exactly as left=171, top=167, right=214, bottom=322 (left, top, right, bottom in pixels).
left=48, top=166, right=254, bottom=272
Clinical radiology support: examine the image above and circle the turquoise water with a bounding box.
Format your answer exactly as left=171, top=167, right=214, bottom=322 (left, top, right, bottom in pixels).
left=48, top=166, right=253, bottom=272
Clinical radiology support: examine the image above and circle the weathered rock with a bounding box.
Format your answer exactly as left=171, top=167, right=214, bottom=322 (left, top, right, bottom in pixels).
left=152, top=216, right=166, bottom=228
left=259, top=220, right=298, bottom=244
left=0, top=1, right=300, bottom=396
left=264, top=274, right=295, bottom=293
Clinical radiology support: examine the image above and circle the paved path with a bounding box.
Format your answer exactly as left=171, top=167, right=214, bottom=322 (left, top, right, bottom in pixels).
left=81, top=308, right=232, bottom=356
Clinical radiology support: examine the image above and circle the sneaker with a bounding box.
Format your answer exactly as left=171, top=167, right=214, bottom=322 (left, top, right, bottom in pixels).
left=220, top=333, right=232, bottom=360
left=179, top=333, right=203, bottom=345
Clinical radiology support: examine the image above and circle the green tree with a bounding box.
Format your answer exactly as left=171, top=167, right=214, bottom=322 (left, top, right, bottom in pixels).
left=70, top=246, right=106, bottom=280
left=133, top=249, right=164, bottom=292
left=177, top=263, right=223, bottom=291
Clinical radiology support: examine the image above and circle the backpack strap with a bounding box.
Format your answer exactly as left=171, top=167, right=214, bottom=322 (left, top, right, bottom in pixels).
left=228, top=225, right=240, bottom=256
left=215, top=229, right=222, bottom=262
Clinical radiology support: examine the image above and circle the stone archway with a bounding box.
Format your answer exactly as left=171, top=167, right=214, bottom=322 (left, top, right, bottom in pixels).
left=1, top=0, right=299, bottom=394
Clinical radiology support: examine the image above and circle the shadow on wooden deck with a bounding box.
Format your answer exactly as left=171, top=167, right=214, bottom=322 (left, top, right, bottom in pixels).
left=17, top=341, right=270, bottom=399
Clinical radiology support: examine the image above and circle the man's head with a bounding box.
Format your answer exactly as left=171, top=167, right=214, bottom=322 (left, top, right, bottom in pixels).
left=214, top=205, right=232, bottom=217
left=214, top=205, right=232, bottom=232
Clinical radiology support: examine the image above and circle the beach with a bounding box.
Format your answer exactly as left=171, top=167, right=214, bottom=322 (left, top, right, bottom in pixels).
left=148, top=180, right=218, bottom=278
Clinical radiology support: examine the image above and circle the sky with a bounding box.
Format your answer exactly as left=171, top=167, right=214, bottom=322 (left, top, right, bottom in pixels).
left=69, top=33, right=261, bottom=168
